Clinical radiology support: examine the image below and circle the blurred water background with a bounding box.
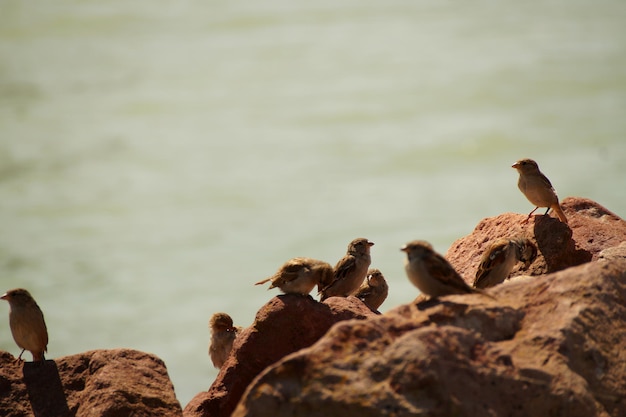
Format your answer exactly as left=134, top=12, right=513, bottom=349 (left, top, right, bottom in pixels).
left=1, top=0, right=625, bottom=406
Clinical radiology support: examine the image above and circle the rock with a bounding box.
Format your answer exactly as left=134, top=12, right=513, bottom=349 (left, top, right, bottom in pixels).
left=183, top=294, right=375, bottom=417
left=231, top=198, right=626, bottom=417
left=446, top=197, right=626, bottom=284
left=233, top=254, right=626, bottom=417
left=0, top=348, right=182, bottom=417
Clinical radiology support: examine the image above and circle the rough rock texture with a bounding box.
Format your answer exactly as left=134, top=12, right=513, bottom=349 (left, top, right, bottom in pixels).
left=183, top=295, right=376, bottom=417
left=230, top=197, right=626, bottom=417
left=446, top=197, right=626, bottom=283
left=0, top=348, right=182, bottom=417
left=234, top=256, right=626, bottom=417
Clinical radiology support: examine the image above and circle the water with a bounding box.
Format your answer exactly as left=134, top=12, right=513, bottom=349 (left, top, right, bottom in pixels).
left=1, top=0, right=625, bottom=406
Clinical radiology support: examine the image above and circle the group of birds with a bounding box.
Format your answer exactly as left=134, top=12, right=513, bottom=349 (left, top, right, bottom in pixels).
left=208, top=158, right=569, bottom=368
left=1, top=158, right=568, bottom=368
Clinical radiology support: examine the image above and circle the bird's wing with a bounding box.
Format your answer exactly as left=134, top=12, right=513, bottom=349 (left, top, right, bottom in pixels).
left=319, top=255, right=356, bottom=293
left=425, top=253, right=473, bottom=293
left=255, top=258, right=310, bottom=287
left=352, top=283, right=372, bottom=299
left=272, top=260, right=310, bottom=287
left=473, top=241, right=509, bottom=286
left=539, top=172, right=556, bottom=191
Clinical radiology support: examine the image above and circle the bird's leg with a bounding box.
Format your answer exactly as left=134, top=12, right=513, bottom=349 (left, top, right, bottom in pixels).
left=15, top=349, right=25, bottom=363
left=533, top=207, right=550, bottom=222
left=524, top=207, right=539, bottom=223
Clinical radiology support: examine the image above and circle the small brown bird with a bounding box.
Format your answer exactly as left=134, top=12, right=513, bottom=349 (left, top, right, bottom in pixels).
left=208, top=312, right=241, bottom=369
left=401, top=240, right=492, bottom=299
left=512, top=158, right=568, bottom=224
left=1, top=288, right=48, bottom=362
left=473, top=237, right=537, bottom=289
left=255, top=257, right=334, bottom=296
left=351, top=268, right=388, bottom=311
left=319, top=238, right=374, bottom=301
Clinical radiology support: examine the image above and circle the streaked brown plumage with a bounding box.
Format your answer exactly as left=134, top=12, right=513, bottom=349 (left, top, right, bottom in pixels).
left=352, top=268, right=388, bottom=311
left=1, top=288, right=48, bottom=362
left=473, top=237, right=537, bottom=289
left=401, top=240, right=493, bottom=299
left=319, top=238, right=374, bottom=301
left=255, top=257, right=334, bottom=295
left=208, top=312, right=242, bottom=369
left=512, top=158, right=568, bottom=224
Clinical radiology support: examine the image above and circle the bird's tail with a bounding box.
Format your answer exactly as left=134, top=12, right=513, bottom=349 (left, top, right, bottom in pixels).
left=254, top=278, right=271, bottom=286
left=552, top=203, right=569, bottom=224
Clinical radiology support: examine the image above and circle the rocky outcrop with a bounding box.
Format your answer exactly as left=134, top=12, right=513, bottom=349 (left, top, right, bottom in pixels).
left=3, top=198, right=622, bottom=416
left=233, top=253, right=626, bottom=417
left=183, top=295, right=375, bottom=417
left=0, top=348, right=182, bottom=417
left=228, top=197, right=626, bottom=417
left=446, top=197, right=626, bottom=282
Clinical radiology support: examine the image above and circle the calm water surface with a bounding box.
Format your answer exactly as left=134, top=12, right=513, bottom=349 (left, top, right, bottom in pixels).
left=1, top=0, right=625, bottom=405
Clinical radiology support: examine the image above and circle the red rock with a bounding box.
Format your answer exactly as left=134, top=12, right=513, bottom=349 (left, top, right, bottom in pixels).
left=0, top=348, right=182, bottom=417
left=233, top=255, right=626, bottom=417
left=183, top=294, right=375, bottom=417
left=446, top=197, right=626, bottom=284
left=230, top=198, right=626, bottom=417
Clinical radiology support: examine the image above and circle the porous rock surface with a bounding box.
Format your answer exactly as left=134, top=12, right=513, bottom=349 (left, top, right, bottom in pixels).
left=229, top=197, right=626, bottom=417
left=0, top=348, right=182, bottom=417
left=183, top=295, right=375, bottom=417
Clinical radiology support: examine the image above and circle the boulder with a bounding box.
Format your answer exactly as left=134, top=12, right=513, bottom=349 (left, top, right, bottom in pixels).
left=183, top=295, right=375, bottom=417
left=233, top=253, right=626, bottom=417
left=446, top=197, right=626, bottom=283
left=0, top=348, right=182, bottom=417
left=230, top=197, right=626, bottom=417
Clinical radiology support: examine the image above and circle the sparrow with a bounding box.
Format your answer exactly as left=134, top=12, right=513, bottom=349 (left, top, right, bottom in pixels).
left=473, top=237, right=537, bottom=289
left=319, top=238, right=374, bottom=301
left=1, top=288, right=48, bottom=362
left=351, top=268, right=388, bottom=311
left=208, top=312, right=242, bottom=369
left=255, top=257, right=334, bottom=296
left=401, top=240, right=493, bottom=299
left=512, top=158, right=568, bottom=224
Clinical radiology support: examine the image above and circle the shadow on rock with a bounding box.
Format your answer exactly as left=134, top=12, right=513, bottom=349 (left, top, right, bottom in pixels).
left=533, top=216, right=591, bottom=273
left=23, top=360, right=71, bottom=417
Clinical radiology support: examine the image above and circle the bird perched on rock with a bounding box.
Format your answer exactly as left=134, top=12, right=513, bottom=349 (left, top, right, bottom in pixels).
left=351, top=268, right=388, bottom=311
left=401, top=240, right=493, bottom=299
left=473, top=237, right=537, bottom=289
left=255, top=257, right=334, bottom=296
left=208, top=312, right=242, bottom=369
left=512, top=158, right=568, bottom=224
left=319, top=238, right=374, bottom=301
left=1, top=288, right=48, bottom=362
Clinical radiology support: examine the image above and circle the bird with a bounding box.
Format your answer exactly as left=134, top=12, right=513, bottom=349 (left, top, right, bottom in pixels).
left=401, top=240, right=493, bottom=299
left=208, top=312, right=242, bottom=369
left=473, top=237, right=537, bottom=289
left=351, top=268, right=388, bottom=311
left=255, top=257, right=334, bottom=296
left=512, top=158, right=568, bottom=224
left=319, top=238, right=374, bottom=301
left=1, top=288, right=48, bottom=362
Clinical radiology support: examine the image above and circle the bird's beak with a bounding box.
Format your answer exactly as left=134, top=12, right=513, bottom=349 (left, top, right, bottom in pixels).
left=0, top=293, right=7, bottom=300
left=512, top=162, right=520, bottom=169
left=400, top=245, right=407, bottom=252
left=368, top=241, right=374, bottom=247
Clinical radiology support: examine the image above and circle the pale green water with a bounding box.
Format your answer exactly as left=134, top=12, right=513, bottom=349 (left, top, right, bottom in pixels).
left=1, top=0, right=625, bottom=406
